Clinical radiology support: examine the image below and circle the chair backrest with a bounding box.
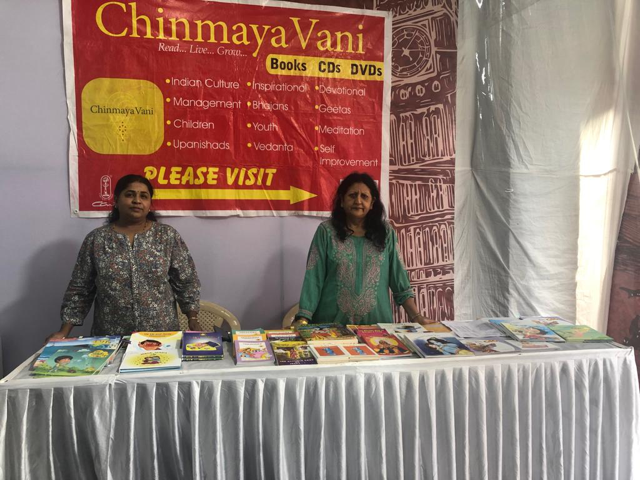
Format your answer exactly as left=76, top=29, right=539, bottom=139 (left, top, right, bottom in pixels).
left=282, top=303, right=299, bottom=328
left=177, top=301, right=241, bottom=333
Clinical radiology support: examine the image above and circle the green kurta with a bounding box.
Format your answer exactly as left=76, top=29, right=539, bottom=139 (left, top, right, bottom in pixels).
left=298, top=221, right=414, bottom=325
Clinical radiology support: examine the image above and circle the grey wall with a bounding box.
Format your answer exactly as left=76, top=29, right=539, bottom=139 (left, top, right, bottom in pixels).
left=0, top=0, right=322, bottom=375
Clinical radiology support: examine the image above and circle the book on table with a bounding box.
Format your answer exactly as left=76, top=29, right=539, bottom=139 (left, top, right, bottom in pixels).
left=341, top=344, right=379, bottom=361
left=505, top=340, right=560, bottom=350
left=377, top=322, right=428, bottom=335
left=357, top=330, right=413, bottom=358
left=182, top=331, right=224, bottom=361
left=459, top=338, right=520, bottom=355
left=549, top=324, right=613, bottom=342
left=120, top=331, right=182, bottom=373
left=443, top=320, right=507, bottom=338
left=265, top=329, right=303, bottom=342
left=496, top=320, right=565, bottom=343
left=296, top=324, right=358, bottom=346
left=32, top=336, right=122, bottom=377
left=271, top=341, right=316, bottom=365
left=234, top=340, right=275, bottom=366
left=404, top=335, right=474, bottom=358
left=309, top=344, right=350, bottom=364
left=232, top=329, right=267, bottom=342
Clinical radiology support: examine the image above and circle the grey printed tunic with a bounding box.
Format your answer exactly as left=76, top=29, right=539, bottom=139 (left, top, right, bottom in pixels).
left=61, top=222, right=200, bottom=335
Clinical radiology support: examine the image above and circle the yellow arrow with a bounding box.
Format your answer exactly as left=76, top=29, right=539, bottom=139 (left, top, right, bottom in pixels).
left=154, top=186, right=317, bottom=205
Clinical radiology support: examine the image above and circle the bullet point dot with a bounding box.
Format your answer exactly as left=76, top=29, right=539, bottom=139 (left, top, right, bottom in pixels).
left=314, top=126, right=319, bottom=131
left=166, top=120, right=171, bottom=125
left=314, top=146, right=319, bottom=151
left=165, top=79, right=170, bottom=84
left=315, top=86, right=319, bottom=91
left=166, top=98, right=171, bottom=103
left=247, top=123, right=252, bottom=128
left=166, top=142, right=171, bottom=146
left=247, top=82, right=251, bottom=87
left=315, top=105, right=319, bottom=109
left=247, top=143, right=252, bottom=148
left=247, top=101, right=251, bottom=107
left=158, top=8, right=164, bottom=13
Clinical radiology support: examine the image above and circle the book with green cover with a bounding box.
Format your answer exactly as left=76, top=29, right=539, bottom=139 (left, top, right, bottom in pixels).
left=549, top=325, right=613, bottom=342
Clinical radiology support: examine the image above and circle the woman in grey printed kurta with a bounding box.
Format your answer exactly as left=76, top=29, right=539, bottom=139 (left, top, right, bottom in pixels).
left=49, top=174, right=200, bottom=339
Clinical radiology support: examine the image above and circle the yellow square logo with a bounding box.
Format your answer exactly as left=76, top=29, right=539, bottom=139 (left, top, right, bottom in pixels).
left=81, top=78, right=164, bottom=155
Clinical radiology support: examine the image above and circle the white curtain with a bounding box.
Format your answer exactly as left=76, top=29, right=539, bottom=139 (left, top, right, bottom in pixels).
left=455, top=0, right=640, bottom=330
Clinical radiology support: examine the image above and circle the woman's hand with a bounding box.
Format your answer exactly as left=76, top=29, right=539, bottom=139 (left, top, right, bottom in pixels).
left=414, top=315, right=437, bottom=326
left=45, top=323, right=75, bottom=344
left=291, top=317, right=309, bottom=330
left=188, top=316, right=202, bottom=331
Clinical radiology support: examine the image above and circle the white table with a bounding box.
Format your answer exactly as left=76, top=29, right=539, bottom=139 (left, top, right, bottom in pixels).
left=1, top=343, right=639, bottom=480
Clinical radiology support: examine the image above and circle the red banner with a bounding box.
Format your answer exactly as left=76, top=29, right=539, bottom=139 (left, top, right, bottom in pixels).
left=63, top=0, right=391, bottom=216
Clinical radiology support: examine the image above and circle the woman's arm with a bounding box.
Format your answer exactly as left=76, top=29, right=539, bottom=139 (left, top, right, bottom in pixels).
left=400, top=297, right=435, bottom=325
left=168, top=230, right=201, bottom=325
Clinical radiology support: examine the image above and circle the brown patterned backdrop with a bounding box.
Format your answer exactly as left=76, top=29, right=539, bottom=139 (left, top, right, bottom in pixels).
left=379, top=0, right=457, bottom=322
left=607, top=169, right=640, bottom=383
left=291, top=0, right=458, bottom=322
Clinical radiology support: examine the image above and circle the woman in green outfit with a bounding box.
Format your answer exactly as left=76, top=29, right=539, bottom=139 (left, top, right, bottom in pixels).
left=295, top=172, right=432, bottom=326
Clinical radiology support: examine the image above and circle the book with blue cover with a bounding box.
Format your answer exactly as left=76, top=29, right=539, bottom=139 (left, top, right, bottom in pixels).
left=182, top=331, right=224, bottom=361
left=32, top=336, right=122, bottom=377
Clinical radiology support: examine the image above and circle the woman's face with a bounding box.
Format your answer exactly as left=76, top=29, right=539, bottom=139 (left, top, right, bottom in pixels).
left=115, top=182, right=151, bottom=221
left=341, top=182, right=373, bottom=222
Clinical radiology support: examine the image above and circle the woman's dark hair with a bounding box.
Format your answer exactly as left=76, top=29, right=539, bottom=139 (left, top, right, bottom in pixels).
left=331, top=172, right=387, bottom=249
left=108, top=174, right=158, bottom=223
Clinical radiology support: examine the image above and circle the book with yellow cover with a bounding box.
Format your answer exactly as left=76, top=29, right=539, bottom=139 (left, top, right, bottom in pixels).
left=120, top=331, right=182, bottom=373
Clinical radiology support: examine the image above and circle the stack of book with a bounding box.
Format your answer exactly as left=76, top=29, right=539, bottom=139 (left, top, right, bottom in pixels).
left=401, top=335, right=474, bottom=358
left=120, top=331, right=183, bottom=373
left=489, top=320, right=565, bottom=343
left=296, top=324, right=358, bottom=346
left=271, top=341, right=316, bottom=365
left=182, top=331, right=224, bottom=361
left=231, top=329, right=275, bottom=366
left=32, top=336, right=122, bottom=377
left=353, top=328, right=412, bottom=358
left=309, top=345, right=350, bottom=364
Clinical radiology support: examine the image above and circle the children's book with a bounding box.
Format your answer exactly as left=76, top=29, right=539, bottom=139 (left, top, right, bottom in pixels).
left=234, top=340, right=275, bottom=366
left=422, top=322, right=454, bottom=335
left=271, top=341, right=316, bottom=366
left=549, top=325, right=613, bottom=342
left=498, top=320, right=565, bottom=343
left=506, top=340, right=560, bottom=351
left=378, top=323, right=427, bottom=335
left=120, top=332, right=182, bottom=373
left=342, top=344, right=379, bottom=361
left=32, top=336, right=122, bottom=377
left=459, top=339, right=520, bottom=355
left=358, top=331, right=412, bottom=358
left=518, top=316, right=571, bottom=327
left=409, top=336, right=475, bottom=358
left=231, top=329, right=267, bottom=342
left=309, top=345, right=350, bottom=364
left=266, top=330, right=303, bottom=342
left=182, top=331, right=224, bottom=361
left=296, top=324, right=358, bottom=346
left=442, top=320, right=507, bottom=338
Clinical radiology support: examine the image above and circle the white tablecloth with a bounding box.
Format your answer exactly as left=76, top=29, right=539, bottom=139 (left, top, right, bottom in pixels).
left=1, top=343, right=638, bottom=480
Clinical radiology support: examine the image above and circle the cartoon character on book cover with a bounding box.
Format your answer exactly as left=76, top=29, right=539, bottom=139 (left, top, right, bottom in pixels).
left=238, top=345, right=270, bottom=360
left=33, top=347, right=111, bottom=376
left=367, top=336, right=409, bottom=355
left=417, top=337, right=473, bottom=356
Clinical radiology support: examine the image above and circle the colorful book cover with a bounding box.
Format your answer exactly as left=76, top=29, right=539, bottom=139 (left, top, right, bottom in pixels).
left=296, top=324, right=358, bottom=345
left=518, top=315, right=571, bottom=327
left=309, top=344, right=350, bottom=363
left=182, top=331, right=224, bottom=360
left=459, top=339, right=520, bottom=355
left=378, top=323, right=427, bottom=334
left=232, top=329, right=266, bottom=342
left=120, top=331, right=182, bottom=372
left=549, top=325, right=613, bottom=342
left=342, top=344, right=379, bottom=361
left=271, top=341, right=316, bottom=365
left=411, top=336, right=475, bottom=357
left=32, top=336, right=122, bottom=377
left=506, top=340, right=560, bottom=351
left=358, top=331, right=412, bottom=357
left=499, top=321, right=565, bottom=343
left=266, top=330, right=303, bottom=342
left=234, top=340, right=274, bottom=365
left=422, top=323, right=453, bottom=334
